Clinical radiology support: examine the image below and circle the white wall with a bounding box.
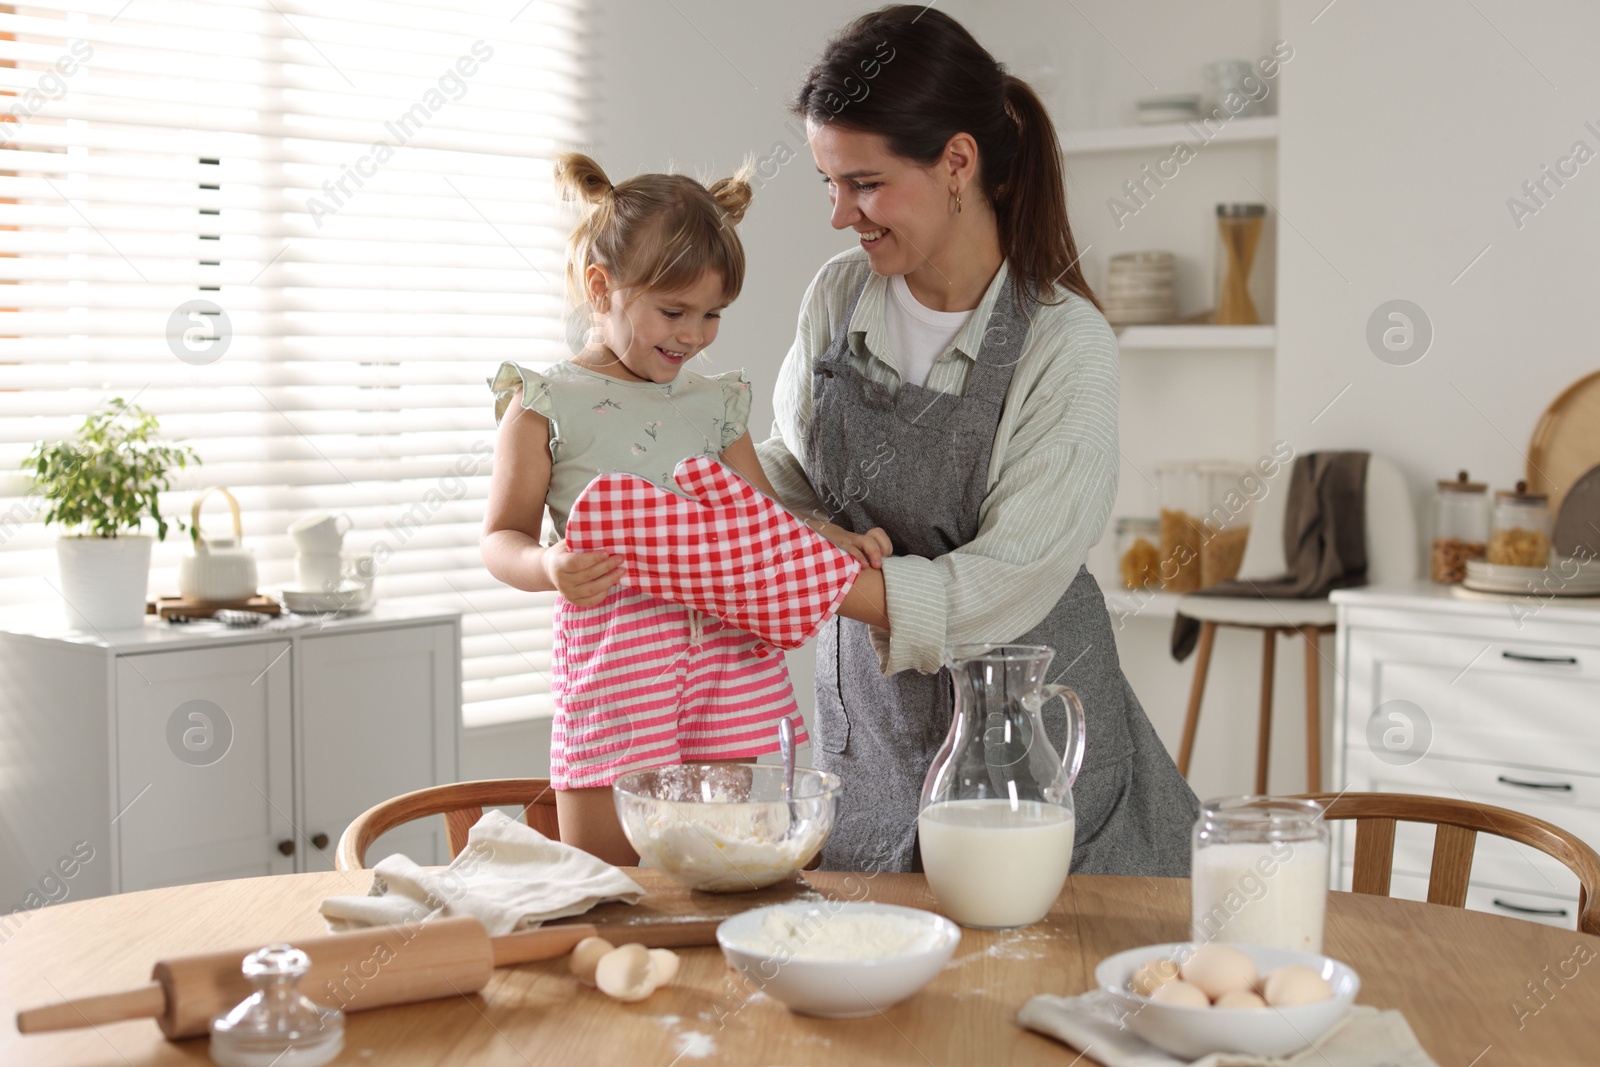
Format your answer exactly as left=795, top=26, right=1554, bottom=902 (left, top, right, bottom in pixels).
left=1277, top=0, right=1600, bottom=499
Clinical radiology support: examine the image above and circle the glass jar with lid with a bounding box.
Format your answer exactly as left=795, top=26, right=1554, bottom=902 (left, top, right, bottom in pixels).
left=1116, top=517, right=1161, bottom=591
left=1215, top=203, right=1267, bottom=325
left=1156, top=462, right=1206, bottom=592
left=1430, top=470, right=1488, bottom=583
left=1488, top=481, right=1551, bottom=568
left=1191, top=796, right=1330, bottom=953
left=1198, top=461, right=1253, bottom=588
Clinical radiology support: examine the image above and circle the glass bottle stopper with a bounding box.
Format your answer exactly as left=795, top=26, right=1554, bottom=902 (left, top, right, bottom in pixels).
left=209, top=944, right=344, bottom=1067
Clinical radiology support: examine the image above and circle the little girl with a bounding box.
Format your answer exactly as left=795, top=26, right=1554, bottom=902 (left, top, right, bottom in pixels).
left=482, top=154, right=882, bottom=863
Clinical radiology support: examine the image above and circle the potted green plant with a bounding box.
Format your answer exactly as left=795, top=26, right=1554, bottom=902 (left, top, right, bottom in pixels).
left=23, top=397, right=199, bottom=631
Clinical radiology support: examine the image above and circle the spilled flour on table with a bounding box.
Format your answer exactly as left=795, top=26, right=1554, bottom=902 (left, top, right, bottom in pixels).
left=653, top=1015, right=716, bottom=1059
left=985, top=926, right=1054, bottom=961
left=673, top=1031, right=717, bottom=1058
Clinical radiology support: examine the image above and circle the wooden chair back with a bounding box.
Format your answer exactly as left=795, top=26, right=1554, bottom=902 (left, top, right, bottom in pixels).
left=336, top=778, right=559, bottom=871
left=1300, top=791, right=1600, bottom=936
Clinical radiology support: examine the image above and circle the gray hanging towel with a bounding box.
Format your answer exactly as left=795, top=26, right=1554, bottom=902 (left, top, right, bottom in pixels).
left=1171, top=451, right=1370, bottom=661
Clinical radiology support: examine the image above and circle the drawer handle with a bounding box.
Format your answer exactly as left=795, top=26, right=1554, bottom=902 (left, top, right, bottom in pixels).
left=1500, top=650, right=1579, bottom=665
left=1491, top=897, right=1569, bottom=918
left=277, top=839, right=296, bottom=856
left=1496, top=775, right=1574, bottom=792
left=311, top=833, right=330, bottom=850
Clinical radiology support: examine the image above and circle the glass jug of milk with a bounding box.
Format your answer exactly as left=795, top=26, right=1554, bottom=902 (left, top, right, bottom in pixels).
left=1191, top=796, right=1330, bottom=952
left=917, top=644, right=1086, bottom=929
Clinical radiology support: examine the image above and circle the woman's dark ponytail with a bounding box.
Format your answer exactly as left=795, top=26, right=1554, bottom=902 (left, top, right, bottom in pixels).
left=999, top=76, right=1097, bottom=311
left=794, top=5, right=1100, bottom=311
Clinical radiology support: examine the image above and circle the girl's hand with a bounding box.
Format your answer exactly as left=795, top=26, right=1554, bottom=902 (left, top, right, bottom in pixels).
left=815, top=523, right=893, bottom=569
left=542, top=539, right=623, bottom=606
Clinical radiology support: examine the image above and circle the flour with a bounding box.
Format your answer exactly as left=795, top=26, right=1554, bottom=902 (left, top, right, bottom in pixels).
left=726, top=906, right=944, bottom=961
left=638, top=803, right=826, bottom=893
left=673, top=1031, right=716, bottom=1059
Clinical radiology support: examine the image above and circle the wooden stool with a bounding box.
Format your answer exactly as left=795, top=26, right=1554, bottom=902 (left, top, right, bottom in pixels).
left=1171, top=453, right=1417, bottom=795
left=1178, top=620, right=1335, bottom=793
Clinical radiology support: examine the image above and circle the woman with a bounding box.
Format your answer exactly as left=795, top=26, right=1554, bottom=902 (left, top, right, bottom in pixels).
left=756, top=5, right=1200, bottom=876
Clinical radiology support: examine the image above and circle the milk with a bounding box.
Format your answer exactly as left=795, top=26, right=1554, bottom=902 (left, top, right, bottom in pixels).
left=918, top=799, right=1075, bottom=929
left=1190, top=838, right=1330, bottom=952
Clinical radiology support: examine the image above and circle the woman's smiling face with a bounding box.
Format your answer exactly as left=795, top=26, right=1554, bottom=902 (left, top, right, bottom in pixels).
left=808, top=120, right=953, bottom=279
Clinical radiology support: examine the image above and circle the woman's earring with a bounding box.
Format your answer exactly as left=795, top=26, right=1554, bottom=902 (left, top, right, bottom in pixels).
left=954, top=191, right=962, bottom=214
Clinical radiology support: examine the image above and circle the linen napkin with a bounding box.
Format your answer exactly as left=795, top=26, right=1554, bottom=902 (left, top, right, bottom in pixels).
left=320, top=809, right=645, bottom=937
left=1017, top=992, right=1438, bottom=1067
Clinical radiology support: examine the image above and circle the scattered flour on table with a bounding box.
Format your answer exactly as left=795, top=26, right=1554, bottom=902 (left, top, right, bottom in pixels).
left=673, top=1031, right=717, bottom=1059
left=985, top=927, right=1052, bottom=960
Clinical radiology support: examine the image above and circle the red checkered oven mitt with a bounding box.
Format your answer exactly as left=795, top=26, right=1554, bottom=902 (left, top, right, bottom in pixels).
left=564, top=456, right=862, bottom=652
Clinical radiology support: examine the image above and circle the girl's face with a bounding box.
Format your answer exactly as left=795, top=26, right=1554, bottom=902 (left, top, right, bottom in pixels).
left=808, top=120, right=953, bottom=279
left=584, top=268, right=727, bottom=384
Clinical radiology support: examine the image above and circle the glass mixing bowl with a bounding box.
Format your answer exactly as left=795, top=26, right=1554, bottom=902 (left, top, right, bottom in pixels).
left=612, top=764, right=841, bottom=892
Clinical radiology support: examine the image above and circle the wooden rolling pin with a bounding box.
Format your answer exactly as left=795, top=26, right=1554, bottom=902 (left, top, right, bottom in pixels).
left=17, top=915, right=718, bottom=1040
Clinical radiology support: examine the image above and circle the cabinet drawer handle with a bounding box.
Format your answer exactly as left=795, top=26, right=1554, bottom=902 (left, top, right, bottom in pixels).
left=1491, top=897, right=1569, bottom=918
left=1500, top=650, right=1579, bottom=665
left=1496, top=775, right=1574, bottom=792
left=277, top=839, right=296, bottom=856
left=311, top=833, right=329, bottom=850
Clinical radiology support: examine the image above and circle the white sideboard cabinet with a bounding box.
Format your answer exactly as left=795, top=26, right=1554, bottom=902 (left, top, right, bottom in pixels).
left=0, top=603, right=461, bottom=908
left=1332, top=583, right=1600, bottom=929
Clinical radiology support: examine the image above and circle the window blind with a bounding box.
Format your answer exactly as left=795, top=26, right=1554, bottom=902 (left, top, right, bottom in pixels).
left=0, top=0, right=582, bottom=727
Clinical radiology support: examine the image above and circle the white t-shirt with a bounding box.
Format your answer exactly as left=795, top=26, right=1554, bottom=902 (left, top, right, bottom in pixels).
left=882, top=273, right=974, bottom=388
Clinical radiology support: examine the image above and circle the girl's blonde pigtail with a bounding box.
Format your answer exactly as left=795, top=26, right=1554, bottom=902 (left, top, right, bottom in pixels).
left=706, top=158, right=756, bottom=226
left=554, top=152, right=615, bottom=213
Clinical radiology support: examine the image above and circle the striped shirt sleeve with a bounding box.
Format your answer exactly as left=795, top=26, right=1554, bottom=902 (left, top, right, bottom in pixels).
left=756, top=261, right=837, bottom=524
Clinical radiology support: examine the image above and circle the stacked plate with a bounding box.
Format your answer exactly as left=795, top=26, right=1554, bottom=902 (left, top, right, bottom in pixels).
left=1135, top=93, right=1202, bottom=126
left=1104, top=251, right=1178, bottom=325
left=1461, top=557, right=1600, bottom=597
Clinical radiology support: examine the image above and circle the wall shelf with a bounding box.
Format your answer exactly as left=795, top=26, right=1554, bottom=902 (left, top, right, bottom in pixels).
left=1115, top=324, right=1275, bottom=351
left=1061, top=115, right=1278, bottom=155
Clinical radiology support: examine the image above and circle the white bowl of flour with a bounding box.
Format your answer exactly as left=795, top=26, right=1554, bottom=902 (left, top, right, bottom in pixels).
left=612, top=764, right=840, bottom=892
left=717, top=902, right=961, bottom=1017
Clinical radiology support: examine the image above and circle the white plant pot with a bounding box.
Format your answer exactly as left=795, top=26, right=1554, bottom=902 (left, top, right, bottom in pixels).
left=56, top=535, right=154, bottom=632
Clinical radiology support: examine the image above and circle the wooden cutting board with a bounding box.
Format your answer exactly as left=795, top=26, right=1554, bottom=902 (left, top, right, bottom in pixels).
left=147, top=594, right=281, bottom=619
left=1528, top=369, right=1600, bottom=513
left=547, top=867, right=937, bottom=935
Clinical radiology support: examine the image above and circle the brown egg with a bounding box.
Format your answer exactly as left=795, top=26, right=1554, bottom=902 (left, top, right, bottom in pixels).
left=1214, top=990, right=1267, bottom=1010
left=569, top=936, right=614, bottom=986
left=1129, top=957, right=1182, bottom=997
left=1262, top=965, right=1334, bottom=1006
left=1179, top=943, right=1258, bottom=1000
left=647, top=948, right=680, bottom=986
left=595, top=943, right=657, bottom=1002
left=1150, top=980, right=1210, bottom=1008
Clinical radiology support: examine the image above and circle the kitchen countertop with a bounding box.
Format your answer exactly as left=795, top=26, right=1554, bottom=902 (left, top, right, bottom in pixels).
left=0, top=600, right=462, bottom=653
left=1332, top=579, right=1600, bottom=622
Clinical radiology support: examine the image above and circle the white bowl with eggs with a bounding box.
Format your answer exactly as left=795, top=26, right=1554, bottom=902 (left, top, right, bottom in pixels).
left=1096, top=942, right=1360, bottom=1058
left=717, top=902, right=960, bottom=1018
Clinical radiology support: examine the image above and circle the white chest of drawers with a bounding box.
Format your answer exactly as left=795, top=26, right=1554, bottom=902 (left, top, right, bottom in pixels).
left=1331, top=582, right=1600, bottom=929
left=0, top=604, right=461, bottom=911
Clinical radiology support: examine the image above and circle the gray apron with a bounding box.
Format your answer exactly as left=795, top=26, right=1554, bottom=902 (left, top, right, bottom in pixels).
left=801, top=271, right=1199, bottom=876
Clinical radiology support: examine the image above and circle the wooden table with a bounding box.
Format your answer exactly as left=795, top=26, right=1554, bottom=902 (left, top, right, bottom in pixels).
left=4, top=869, right=1597, bottom=1065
